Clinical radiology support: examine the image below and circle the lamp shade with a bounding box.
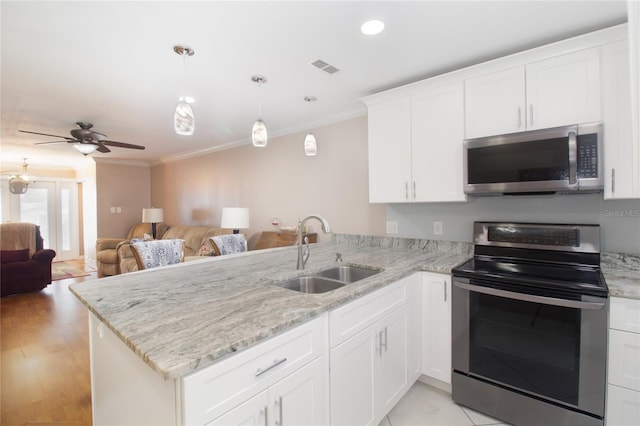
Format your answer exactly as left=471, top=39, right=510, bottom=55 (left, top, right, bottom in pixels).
left=252, top=119, right=268, bottom=147
left=304, top=133, right=317, bottom=156
left=142, top=208, right=164, bottom=223
left=221, top=207, right=250, bottom=230
left=175, top=101, right=195, bottom=135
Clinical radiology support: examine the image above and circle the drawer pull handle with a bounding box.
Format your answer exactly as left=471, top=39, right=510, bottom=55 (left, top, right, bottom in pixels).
left=255, top=357, right=288, bottom=377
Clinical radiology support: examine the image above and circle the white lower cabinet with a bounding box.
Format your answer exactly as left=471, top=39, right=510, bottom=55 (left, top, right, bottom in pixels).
left=607, top=297, right=640, bottom=426
left=89, top=275, right=424, bottom=426
left=208, top=357, right=327, bottom=426
left=329, top=274, right=420, bottom=426
left=420, top=272, right=452, bottom=385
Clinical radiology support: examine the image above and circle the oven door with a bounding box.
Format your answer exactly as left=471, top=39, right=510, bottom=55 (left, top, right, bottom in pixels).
left=452, top=276, right=608, bottom=417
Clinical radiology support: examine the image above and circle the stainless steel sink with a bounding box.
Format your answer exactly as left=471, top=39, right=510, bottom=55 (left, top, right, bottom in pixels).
left=274, top=276, right=345, bottom=294
left=313, top=265, right=382, bottom=283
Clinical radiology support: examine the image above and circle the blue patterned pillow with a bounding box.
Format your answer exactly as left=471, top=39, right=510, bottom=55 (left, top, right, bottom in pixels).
left=131, top=239, right=184, bottom=270
left=210, top=234, right=247, bottom=256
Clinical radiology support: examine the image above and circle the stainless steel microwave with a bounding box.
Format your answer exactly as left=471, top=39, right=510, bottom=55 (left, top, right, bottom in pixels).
left=463, top=123, right=603, bottom=195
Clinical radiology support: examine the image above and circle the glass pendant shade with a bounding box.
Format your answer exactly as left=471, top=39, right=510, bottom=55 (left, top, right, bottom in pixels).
left=252, top=119, right=268, bottom=147
left=304, top=133, right=317, bottom=156
left=175, top=101, right=195, bottom=135
left=73, top=143, right=98, bottom=155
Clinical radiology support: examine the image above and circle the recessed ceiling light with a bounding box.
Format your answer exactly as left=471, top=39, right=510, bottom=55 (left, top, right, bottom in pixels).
left=361, top=19, right=385, bottom=35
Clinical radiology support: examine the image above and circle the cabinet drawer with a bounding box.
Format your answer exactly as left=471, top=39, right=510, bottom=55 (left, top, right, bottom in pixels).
left=183, top=315, right=327, bottom=425
left=609, top=329, right=640, bottom=392
left=329, top=276, right=412, bottom=348
left=611, top=297, right=640, bottom=334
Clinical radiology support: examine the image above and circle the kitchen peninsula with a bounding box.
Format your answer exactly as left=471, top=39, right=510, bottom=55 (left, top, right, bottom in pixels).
left=70, top=234, right=640, bottom=426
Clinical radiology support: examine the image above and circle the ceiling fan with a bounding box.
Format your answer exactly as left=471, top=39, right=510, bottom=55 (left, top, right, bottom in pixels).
left=19, top=122, right=146, bottom=155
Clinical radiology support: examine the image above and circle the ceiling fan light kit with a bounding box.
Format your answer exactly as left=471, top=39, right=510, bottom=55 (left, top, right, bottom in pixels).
left=251, top=75, right=268, bottom=147
left=174, top=45, right=195, bottom=136
left=73, top=143, right=98, bottom=155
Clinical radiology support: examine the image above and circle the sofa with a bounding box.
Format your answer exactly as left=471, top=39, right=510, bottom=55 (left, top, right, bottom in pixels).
left=1, top=222, right=57, bottom=296
left=96, top=223, right=170, bottom=278
left=118, top=225, right=232, bottom=274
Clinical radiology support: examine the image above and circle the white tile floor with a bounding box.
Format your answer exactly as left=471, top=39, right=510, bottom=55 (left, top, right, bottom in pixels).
left=379, top=382, right=510, bottom=426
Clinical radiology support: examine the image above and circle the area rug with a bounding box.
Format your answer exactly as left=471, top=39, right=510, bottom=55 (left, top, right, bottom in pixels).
left=51, top=261, right=92, bottom=281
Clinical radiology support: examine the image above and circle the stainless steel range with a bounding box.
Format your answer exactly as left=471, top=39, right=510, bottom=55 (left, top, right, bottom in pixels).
left=452, top=222, right=608, bottom=426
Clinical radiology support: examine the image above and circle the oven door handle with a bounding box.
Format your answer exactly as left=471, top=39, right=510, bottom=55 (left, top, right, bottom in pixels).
left=454, top=281, right=605, bottom=310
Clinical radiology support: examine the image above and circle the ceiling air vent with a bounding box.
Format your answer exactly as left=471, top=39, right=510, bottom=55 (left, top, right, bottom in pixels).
left=309, top=59, right=340, bottom=74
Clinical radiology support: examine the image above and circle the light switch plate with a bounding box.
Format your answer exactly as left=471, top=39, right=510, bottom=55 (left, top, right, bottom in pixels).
left=386, top=221, right=398, bottom=234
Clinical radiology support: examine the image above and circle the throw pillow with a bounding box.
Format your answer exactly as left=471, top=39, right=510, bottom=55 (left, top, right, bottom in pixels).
left=1, top=248, right=30, bottom=263
left=210, top=234, right=247, bottom=256
left=196, top=240, right=215, bottom=256
left=131, top=239, right=184, bottom=270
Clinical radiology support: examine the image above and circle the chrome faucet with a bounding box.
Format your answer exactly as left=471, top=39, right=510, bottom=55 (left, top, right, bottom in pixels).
left=297, top=215, right=331, bottom=270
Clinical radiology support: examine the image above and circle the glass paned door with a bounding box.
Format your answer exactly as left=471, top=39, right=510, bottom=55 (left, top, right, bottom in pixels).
left=2, top=179, right=79, bottom=260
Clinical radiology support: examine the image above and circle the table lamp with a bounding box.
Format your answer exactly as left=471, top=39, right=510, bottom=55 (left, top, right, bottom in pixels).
left=221, top=207, right=250, bottom=234
left=142, top=207, right=164, bottom=239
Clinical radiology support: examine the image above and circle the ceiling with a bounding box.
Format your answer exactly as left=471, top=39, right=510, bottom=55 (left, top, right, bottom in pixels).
left=0, top=1, right=628, bottom=168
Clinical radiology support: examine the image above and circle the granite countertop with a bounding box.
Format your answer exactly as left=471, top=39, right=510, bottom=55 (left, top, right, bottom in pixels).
left=70, top=233, right=640, bottom=381
left=70, top=234, right=471, bottom=380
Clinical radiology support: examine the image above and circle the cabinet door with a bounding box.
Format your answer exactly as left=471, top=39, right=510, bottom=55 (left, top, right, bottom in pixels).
left=330, top=325, right=376, bottom=426
left=411, top=83, right=466, bottom=202
left=606, top=384, right=640, bottom=426
left=367, top=97, right=412, bottom=203
left=421, top=272, right=452, bottom=384
left=525, top=47, right=601, bottom=130
left=375, top=305, right=409, bottom=419
left=207, top=391, right=269, bottom=426
left=269, top=357, right=327, bottom=426
left=603, top=40, right=639, bottom=199
left=464, top=67, right=526, bottom=138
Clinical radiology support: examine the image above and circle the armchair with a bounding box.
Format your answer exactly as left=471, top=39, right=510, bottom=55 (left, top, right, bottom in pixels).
left=1, top=222, right=57, bottom=296
left=96, top=223, right=169, bottom=277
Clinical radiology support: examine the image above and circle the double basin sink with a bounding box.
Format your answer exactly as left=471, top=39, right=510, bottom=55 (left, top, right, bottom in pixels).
left=274, top=265, right=382, bottom=294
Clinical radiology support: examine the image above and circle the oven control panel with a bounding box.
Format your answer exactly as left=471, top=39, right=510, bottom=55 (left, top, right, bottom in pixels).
left=474, top=222, right=600, bottom=253
left=488, top=226, right=578, bottom=247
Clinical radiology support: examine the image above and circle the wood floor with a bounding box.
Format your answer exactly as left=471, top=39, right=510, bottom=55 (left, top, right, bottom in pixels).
left=1, top=260, right=97, bottom=426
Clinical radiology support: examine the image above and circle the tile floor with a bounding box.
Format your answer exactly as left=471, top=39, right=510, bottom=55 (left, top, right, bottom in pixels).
left=379, top=382, right=510, bottom=426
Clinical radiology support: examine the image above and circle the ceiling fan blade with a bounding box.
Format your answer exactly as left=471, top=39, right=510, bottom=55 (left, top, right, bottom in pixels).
left=96, top=143, right=111, bottom=153
left=19, top=130, right=75, bottom=141
left=34, top=140, right=73, bottom=145
left=102, top=140, right=146, bottom=150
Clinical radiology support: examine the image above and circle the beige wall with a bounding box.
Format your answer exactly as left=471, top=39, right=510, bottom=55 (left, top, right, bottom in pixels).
left=96, top=161, right=151, bottom=238
left=151, top=116, right=386, bottom=247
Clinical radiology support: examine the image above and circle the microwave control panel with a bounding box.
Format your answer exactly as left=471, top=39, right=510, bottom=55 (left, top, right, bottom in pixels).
left=577, top=134, right=598, bottom=179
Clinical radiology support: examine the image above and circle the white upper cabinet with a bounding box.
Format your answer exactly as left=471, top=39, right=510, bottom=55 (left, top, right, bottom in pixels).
left=465, top=67, right=526, bottom=138
left=411, top=83, right=466, bottom=202
left=367, top=97, right=412, bottom=203
left=602, top=39, right=640, bottom=199
left=366, top=82, right=466, bottom=203
left=465, top=47, right=602, bottom=139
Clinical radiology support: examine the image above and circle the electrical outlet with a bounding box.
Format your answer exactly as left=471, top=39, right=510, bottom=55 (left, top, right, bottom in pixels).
left=110, top=206, right=116, bottom=213
left=386, top=221, right=398, bottom=235
left=433, top=221, right=443, bottom=235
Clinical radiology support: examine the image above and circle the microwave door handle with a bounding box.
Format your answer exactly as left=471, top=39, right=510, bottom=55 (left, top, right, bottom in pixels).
left=568, top=131, right=578, bottom=186
left=454, top=280, right=605, bottom=311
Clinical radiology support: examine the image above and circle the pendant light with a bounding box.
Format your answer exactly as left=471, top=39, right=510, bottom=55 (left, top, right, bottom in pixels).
left=303, top=96, right=318, bottom=156
left=173, top=45, right=195, bottom=136
left=251, top=75, right=268, bottom=147
left=8, top=158, right=33, bottom=194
